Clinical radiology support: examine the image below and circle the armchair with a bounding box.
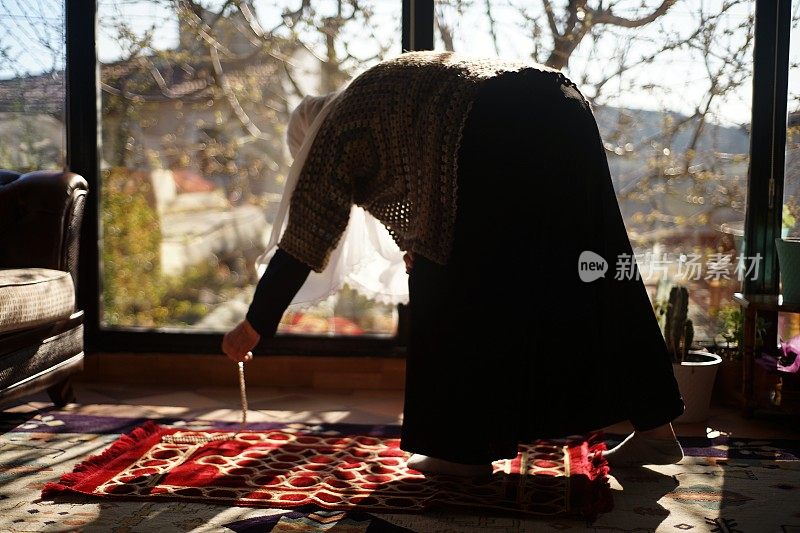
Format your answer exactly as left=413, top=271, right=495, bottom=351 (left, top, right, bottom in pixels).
left=0, top=170, right=88, bottom=407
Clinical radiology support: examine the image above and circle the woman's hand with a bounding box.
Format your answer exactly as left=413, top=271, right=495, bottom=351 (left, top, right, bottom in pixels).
left=404, top=252, right=414, bottom=274
left=222, top=320, right=261, bottom=363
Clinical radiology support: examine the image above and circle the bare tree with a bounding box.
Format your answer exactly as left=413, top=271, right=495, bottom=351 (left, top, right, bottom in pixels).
left=6, top=0, right=788, bottom=328
left=95, top=0, right=397, bottom=326
left=0, top=0, right=66, bottom=170
left=538, top=0, right=677, bottom=70
left=429, top=0, right=762, bottom=330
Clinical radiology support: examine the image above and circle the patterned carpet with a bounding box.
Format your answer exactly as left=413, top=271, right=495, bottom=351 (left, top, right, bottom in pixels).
left=2, top=407, right=800, bottom=532
left=41, top=421, right=611, bottom=519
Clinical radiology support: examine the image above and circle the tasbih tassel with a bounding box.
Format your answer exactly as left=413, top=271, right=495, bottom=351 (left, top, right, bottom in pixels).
left=161, top=361, right=249, bottom=445
left=238, top=360, right=248, bottom=428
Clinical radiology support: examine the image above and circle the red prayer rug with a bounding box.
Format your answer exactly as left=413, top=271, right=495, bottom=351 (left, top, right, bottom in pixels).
left=43, top=422, right=612, bottom=521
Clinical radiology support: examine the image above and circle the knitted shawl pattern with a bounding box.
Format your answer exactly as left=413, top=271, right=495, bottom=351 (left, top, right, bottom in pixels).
left=279, top=50, right=561, bottom=272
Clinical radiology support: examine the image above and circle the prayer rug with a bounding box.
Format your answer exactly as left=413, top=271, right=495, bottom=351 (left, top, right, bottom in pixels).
left=42, top=421, right=612, bottom=521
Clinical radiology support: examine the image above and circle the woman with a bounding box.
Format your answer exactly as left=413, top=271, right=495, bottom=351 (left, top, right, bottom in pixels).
left=222, top=51, right=685, bottom=475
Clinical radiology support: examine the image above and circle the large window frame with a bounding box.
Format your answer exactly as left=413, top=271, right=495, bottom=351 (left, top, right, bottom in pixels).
left=70, top=0, right=792, bottom=355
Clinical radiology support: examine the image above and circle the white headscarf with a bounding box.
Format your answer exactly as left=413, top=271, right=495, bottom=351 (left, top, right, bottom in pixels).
left=255, top=93, right=410, bottom=306
left=286, top=94, right=332, bottom=158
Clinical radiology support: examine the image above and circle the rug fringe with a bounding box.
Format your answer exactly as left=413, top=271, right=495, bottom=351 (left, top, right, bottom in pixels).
left=570, top=432, right=614, bottom=522
left=585, top=441, right=614, bottom=521
left=42, top=421, right=163, bottom=498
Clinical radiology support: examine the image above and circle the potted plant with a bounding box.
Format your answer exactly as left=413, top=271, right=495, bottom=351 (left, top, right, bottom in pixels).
left=661, top=285, right=722, bottom=423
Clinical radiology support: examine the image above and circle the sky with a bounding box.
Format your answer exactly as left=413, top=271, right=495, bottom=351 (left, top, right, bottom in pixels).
left=0, top=0, right=798, bottom=127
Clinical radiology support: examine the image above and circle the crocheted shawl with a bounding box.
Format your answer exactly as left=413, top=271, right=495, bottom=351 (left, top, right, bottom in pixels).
left=256, top=51, right=563, bottom=306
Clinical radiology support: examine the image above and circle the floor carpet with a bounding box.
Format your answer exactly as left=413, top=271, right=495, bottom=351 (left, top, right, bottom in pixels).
left=2, top=409, right=800, bottom=532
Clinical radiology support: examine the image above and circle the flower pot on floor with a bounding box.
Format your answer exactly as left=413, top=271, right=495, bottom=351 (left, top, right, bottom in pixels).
left=776, top=238, right=800, bottom=304
left=673, top=350, right=722, bottom=423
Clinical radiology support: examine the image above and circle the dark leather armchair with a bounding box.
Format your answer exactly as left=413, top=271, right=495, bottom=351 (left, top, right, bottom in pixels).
left=0, top=170, right=88, bottom=407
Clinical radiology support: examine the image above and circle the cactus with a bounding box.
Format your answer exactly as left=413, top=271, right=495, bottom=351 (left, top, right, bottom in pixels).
left=682, top=319, right=694, bottom=362
left=663, top=285, right=697, bottom=362
left=664, top=286, right=689, bottom=362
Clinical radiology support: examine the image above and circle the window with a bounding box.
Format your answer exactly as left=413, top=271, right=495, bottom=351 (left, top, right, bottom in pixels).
left=0, top=0, right=65, bottom=171
left=97, top=1, right=400, bottom=336
left=784, top=1, right=800, bottom=241
left=434, top=0, right=755, bottom=342
left=780, top=0, right=800, bottom=341
left=64, top=1, right=794, bottom=353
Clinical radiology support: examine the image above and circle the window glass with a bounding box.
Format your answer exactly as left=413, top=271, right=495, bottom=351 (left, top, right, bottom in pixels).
left=0, top=0, right=66, bottom=171
left=98, top=1, right=399, bottom=335
left=435, top=0, right=755, bottom=341
left=780, top=1, right=800, bottom=342
left=784, top=2, right=800, bottom=241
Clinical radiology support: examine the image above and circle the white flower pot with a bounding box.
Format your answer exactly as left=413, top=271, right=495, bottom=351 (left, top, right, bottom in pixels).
left=672, top=350, right=722, bottom=423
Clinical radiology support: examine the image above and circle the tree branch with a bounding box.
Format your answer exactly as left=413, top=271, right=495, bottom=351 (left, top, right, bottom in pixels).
left=591, top=0, right=677, bottom=28
left=484, top=0, right=501, bottom=56
left=541, top=0, right=559, bottom=38
left=209, top=44, right=267, bottom=140
left=435, top=6, right=455, bottom=52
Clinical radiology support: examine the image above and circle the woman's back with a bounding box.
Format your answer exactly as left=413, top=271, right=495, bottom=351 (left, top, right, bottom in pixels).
left=279, top=51, right=564, bottom=272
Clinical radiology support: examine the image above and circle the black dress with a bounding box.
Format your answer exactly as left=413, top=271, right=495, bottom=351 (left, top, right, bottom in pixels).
left=247, top=70, right=684, bottom=465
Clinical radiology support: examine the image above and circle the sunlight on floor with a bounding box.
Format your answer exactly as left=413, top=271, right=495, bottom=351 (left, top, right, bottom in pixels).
left=2, top=382, right=798, bottom=532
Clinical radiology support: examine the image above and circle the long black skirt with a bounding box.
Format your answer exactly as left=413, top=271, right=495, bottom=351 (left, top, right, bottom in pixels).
left=400, top=71, right=685, bottom=464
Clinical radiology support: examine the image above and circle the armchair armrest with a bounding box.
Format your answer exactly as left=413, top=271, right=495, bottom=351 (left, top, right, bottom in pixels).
left=0, top=170, right=88, bottom=288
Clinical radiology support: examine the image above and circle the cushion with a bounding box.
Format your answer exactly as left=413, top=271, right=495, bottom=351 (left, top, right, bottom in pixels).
left=0, top=269, right=74, bottom=334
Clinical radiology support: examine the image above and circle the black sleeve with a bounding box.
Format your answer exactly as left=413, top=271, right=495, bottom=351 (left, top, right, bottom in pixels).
left=246, top=247, right=312, bottom=338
